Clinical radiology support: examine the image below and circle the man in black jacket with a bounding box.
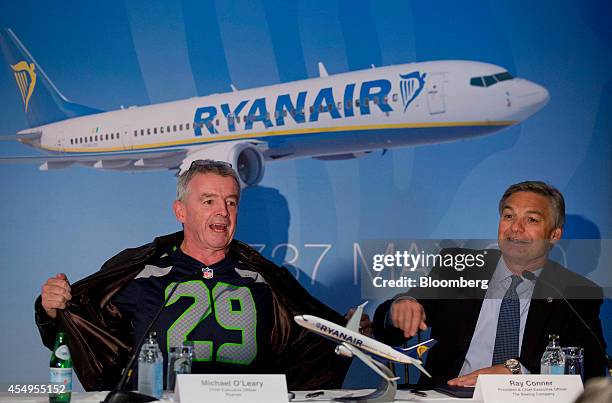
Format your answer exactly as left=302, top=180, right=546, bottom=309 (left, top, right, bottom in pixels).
left=373, top=181, right=607, bottom=387
left=36, top=159, right=350, bottom=391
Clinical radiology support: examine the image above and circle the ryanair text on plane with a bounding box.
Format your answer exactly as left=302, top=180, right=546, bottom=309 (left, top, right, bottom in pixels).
left=315, top=321, right=364, bottom=347
left=193, top=74, right=425, bottom=136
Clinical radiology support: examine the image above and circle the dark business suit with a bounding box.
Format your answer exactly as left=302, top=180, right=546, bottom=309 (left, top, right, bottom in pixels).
left=373, top=248, right=607, bottom=386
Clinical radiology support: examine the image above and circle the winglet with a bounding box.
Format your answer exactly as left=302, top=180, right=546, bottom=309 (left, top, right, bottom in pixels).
left=230, top=84, right=238, bottom=92
left=318, top=62, right=328, bottom=77
left=346, top=301, right=368, bottom=332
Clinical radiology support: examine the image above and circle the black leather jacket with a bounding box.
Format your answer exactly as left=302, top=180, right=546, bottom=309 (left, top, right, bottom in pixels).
left=35, top=232, right=350, bottom=391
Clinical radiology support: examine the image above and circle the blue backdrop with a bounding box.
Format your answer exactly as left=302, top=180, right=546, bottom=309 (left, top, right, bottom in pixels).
left=0, top=0, right=610, bottom=389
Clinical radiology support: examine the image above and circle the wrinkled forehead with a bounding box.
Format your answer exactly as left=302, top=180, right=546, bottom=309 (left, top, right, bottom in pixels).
left=188, top=172, right=240, bottom=197
left=501, top=191, right=554, bottom=217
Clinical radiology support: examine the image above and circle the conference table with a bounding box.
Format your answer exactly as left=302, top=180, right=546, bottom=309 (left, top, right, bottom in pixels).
left=0, top=389, right=475, bottom=402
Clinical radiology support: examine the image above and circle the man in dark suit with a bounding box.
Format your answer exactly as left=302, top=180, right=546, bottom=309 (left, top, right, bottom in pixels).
left=373, top=181, right=607, bottom=387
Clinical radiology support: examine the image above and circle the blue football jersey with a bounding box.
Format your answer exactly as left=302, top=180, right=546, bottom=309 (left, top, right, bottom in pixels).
left=112, top=248, right=274, bottom=384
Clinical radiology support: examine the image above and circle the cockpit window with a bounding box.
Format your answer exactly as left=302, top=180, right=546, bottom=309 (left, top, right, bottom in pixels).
left=470, top=71, right=514, bottom=87
left=470, top=77, right=484, bottom=87
left=494, top=72, right=513, bottom=82
left=483, top=75, right=496, bottom=86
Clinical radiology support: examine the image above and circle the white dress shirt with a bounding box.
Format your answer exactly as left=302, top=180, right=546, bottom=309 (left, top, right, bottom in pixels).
left=459, top=258, right=542, bottom=375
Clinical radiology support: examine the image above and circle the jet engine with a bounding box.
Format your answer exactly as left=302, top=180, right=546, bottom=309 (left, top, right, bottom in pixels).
left=180, top=141, right=265, bottom=187
left=335, top=344, right=353, bottom=358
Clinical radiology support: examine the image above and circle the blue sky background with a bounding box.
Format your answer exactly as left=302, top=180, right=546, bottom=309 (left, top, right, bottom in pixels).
left=0, top=0, right=610, bottom=388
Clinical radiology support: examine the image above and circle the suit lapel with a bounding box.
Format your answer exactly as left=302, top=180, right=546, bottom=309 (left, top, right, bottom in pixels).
left=461, top=249, right=501, bottom=299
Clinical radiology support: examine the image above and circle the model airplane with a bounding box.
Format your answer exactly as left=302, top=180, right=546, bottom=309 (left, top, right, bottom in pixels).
left=294, top=302, right=433, bottom=381
left=0, top=28, right=549, bottom=186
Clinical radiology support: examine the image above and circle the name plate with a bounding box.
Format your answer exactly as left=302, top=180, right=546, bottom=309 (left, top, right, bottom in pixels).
left=473, top=375, right=583, bottom=403
left=175, top=374, right=288, bottom=403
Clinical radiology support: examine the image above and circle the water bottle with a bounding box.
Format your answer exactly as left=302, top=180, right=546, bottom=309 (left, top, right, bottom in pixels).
left=49, top=332, right=72, bottom=403
left=138, top=331, right=163, bottom=398
left=540, top=334, right=565, bottom=374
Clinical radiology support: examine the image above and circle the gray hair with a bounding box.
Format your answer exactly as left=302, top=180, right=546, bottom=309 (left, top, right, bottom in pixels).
left=176, top=159, right=240, bottom=201
left=499, top=181, right=565, bottom=228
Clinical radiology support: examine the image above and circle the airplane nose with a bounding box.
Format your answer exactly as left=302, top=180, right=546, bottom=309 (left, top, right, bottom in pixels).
left=512, top=79, right=550, bottom=119
left=519, top=80, right=549, bottom=107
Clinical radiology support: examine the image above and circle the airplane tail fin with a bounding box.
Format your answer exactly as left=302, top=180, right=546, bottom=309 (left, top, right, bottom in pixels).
left=0, top=28, right=101, bottom=128
left=346, top=301, right=369, bottom=332
left=397, top=338, right=437, bottom=357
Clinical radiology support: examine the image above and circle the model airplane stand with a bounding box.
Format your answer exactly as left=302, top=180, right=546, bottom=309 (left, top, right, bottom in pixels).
left=334, top=360, right=397, bottom=403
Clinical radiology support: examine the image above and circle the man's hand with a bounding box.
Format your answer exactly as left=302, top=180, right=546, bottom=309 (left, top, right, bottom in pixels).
left=390, top=298, right=427, bottom=338
left=447, top=364, right=511, bottom=387
left=41, top=273, right=72, bottom=319
left=345, top=308, right=373, bottom=337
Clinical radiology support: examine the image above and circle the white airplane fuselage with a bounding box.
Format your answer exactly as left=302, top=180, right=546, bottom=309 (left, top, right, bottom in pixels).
left=23, top=60, right=548, bottom=169
left=294, top=314, right=418, bottom=365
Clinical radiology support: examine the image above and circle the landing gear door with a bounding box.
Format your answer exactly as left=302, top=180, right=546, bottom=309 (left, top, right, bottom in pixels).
left=427, top=73, right=446, bottom=114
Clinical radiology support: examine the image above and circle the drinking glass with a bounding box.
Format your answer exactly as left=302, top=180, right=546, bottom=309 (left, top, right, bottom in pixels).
left=562, top=346, right=584, bottom=382
left=166, top=343, right=194, bottom=391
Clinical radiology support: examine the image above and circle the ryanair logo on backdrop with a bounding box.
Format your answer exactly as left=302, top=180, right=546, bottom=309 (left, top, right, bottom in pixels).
left=192, top=78, right=394, bottom=136
left=11, top=61, right=37, bottom=112
left=191, top=73, right=429, bottom=136
left=399, top=71, right=426, bottom=113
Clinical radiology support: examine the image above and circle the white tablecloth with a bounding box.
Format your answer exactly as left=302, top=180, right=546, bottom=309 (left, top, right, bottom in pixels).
left=0, top=389, right=474, bottom=402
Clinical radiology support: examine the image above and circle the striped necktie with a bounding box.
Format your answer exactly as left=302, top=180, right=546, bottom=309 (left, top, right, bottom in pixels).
left=492, top=274, right=523, bottom=365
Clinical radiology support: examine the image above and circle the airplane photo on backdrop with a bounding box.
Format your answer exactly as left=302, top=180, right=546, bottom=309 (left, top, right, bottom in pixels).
left=294, top=301, right=435, bottom=381
left=0, top=28, right=549, bottom=187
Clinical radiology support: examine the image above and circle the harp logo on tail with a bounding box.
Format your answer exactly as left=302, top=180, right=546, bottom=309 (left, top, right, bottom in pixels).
left=399, top=71, right=426, bottom=112
left=11, top=61, right=37, bottom=112
left=416, top=345, right=430, bottom=359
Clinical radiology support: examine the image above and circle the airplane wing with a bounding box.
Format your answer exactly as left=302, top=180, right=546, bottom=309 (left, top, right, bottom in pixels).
left=341, top=342, right=399, bottom=382
left=0, top=131, right=42, bottom=141
left=408, top=358, right=432, bottom=378
left=0, top=139, right=269, bottom=186
left=0, top=148, right=188, bottom=170
left=312, top=151, right=372, bottom=161
left=346, top=301, right=368, bottom=332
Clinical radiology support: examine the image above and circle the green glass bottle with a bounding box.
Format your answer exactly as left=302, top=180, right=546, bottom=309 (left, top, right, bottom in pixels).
left=49, top=332, right=72, bottom=403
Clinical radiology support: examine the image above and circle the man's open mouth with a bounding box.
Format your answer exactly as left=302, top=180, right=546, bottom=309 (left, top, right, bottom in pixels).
left=210, top=223, right=228, bottom=232
left=505, top=237, right=530, bottom=245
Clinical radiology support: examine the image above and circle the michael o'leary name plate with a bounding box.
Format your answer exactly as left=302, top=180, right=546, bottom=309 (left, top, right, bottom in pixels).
left=175, top=374, right=288, bottom=403
left=473, top=375, right=583, bottom=403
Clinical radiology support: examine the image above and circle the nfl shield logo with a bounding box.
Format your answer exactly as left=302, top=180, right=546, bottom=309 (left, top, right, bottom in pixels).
left=202, top=267, right=214, bottom=279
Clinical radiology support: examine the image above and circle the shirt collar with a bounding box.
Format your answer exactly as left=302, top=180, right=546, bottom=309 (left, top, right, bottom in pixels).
left=494, top=256, right=543, bottom=281
left=487, top=255, right=544, bottom=298
left=172, top=247, right=235, bottom=273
